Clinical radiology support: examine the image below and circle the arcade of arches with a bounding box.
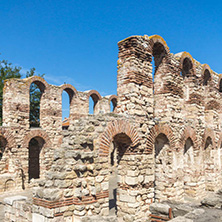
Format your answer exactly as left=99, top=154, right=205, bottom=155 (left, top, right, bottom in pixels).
left=3, top=34, right=222, bottom=222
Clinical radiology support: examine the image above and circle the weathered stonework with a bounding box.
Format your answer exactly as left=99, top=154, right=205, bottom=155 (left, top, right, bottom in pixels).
left=2, top=34, right=222, bottom=221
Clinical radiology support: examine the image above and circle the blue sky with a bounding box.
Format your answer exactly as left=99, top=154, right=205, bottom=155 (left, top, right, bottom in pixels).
left=1, top=0, right=222, bottom=118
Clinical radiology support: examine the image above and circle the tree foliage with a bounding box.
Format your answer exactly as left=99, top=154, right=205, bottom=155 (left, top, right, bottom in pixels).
left=26, top=68, right=45, bottom=127
left=0, top=59, right=44, bottom=126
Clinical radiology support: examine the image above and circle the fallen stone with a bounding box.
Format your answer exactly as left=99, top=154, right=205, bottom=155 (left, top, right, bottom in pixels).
left=149, top=202, right=171, bottom=215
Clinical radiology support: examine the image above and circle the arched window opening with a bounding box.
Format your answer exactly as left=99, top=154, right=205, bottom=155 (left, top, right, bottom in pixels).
left=89, top=96, right=94, bottom=114
left=0, top=136, right=7, bottom=161
left=109, top=133, right=132, bottom=216
left=154, top=133, right=170, bottom=201
left=203, top=69, right=211, bottom=86
left=155, top=133, right=169, bottom=157
left=152, top=42, right=167, bottom=77
left=204, top=137, right=212, bottom=150
left=62, top=88, right=74, bottom=130
left=89, top=94, right=99, bottom=114
left=184, top=137, right=193, bottom=154
left=219, top=79, right=222, bottom=92
left=110, top=98, right=117, bottom=112
left=182, top=58, right=192, bottom=78
left=30, top=81, right=45, bottom=128
left=28, top=137, right=45, bottom=181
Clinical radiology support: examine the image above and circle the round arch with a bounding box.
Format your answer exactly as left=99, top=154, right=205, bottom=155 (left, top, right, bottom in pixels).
left=0, top=128, right=16, bottom=150
left=149, top=35, right=170, bottom=53
left=178, top=127, right=198, bottom=151
left=202, top=128, right=216, bottom=150
left=22, top=129, right=51, bottom=148
left=87, top=90, right=102, bottom=101
left=25, top=76, right=49, bottom=92
left=147, top=124, right=175, bottom=154
left=179, top=52, right=196, bottom=77
left=202, top=64, right=212, bottom=86
left=99, top=120, right=140, bottom=157
left=60, top=84, right=78, bottom=99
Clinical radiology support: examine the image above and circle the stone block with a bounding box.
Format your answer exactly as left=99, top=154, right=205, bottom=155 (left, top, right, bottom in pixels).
left=125, top=176, right=138, bottom=186
left=119, top=194, right=136, bottom=203
left=4, top=196, right=27, bottom=206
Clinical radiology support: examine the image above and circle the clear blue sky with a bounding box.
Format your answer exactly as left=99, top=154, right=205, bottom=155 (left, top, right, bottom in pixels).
left=1, top=0, right=222, bottom=117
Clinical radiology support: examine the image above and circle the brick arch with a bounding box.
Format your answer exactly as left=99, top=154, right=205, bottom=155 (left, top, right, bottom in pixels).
left=178, top=127, right=198, bottom=151
left=99, top=120, right=140, bottom=157
left=147, top=124, right=175, bottom=154
left=87, top=90, right=102, bottom=100
left=179, top=52, right=196, bottom=77
left=202, top=128, right=216, bottom=149
left=202, top=64, right=212, bottom=85
left=25, top=76, right=49, bottom=91
left=108, top=95, right=118, bottom=103
left=22, top=129, right=52, bottom=148
left=60, top=84, right=78, bottom=97
left=149, top=35, right=171, bottom=67
left=0, top=128, right=16, bottom=149
left=179, top=52, right=194, bottom=67
left=149, top=35, right=170, bottom=53
left=202, top=64, right=212, bottom=76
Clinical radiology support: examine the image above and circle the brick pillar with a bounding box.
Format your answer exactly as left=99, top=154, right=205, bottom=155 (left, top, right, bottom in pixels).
left=117, top=36, right=154, bottom=118
left=3, top=79, right=29, bottom=128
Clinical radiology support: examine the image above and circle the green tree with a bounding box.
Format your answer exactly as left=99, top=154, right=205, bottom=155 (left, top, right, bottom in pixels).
left=0, top=60, right=44, bottom=126
left=26, top=68, right=45, bottom=127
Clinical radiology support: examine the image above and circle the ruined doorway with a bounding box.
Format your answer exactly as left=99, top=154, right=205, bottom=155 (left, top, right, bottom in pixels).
left=109, top=133, right=132, bottom=216
left=154, top=133, right=171, bottom=201
left=28, top=137, right=45, bottom=181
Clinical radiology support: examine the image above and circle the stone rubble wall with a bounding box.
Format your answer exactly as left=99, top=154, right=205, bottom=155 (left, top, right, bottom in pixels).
left=2, top=34, right=222, bottom=221
left=4, top=196, right=32, bottom=222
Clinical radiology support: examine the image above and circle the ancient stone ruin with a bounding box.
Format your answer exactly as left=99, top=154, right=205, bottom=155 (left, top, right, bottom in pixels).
left=2, top=34, right=222, bottom=221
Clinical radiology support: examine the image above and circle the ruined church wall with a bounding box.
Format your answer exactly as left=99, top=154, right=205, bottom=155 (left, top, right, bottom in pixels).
left=0, top=76, right=116, bottom=193
left=31, top=114, right=154, bottom=221
left=2, top=34, right=222, bottom=221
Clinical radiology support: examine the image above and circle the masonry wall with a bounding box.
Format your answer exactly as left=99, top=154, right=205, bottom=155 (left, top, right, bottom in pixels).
left=2, top=34, right=222, bottom=221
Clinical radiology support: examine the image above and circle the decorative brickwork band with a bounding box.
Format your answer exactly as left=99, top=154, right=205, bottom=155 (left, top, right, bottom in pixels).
left=147, top=124, right=175, bottom=154
left=33, top=191, right=108, bottom=210
left=99, top=120, right=140, bottom=157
